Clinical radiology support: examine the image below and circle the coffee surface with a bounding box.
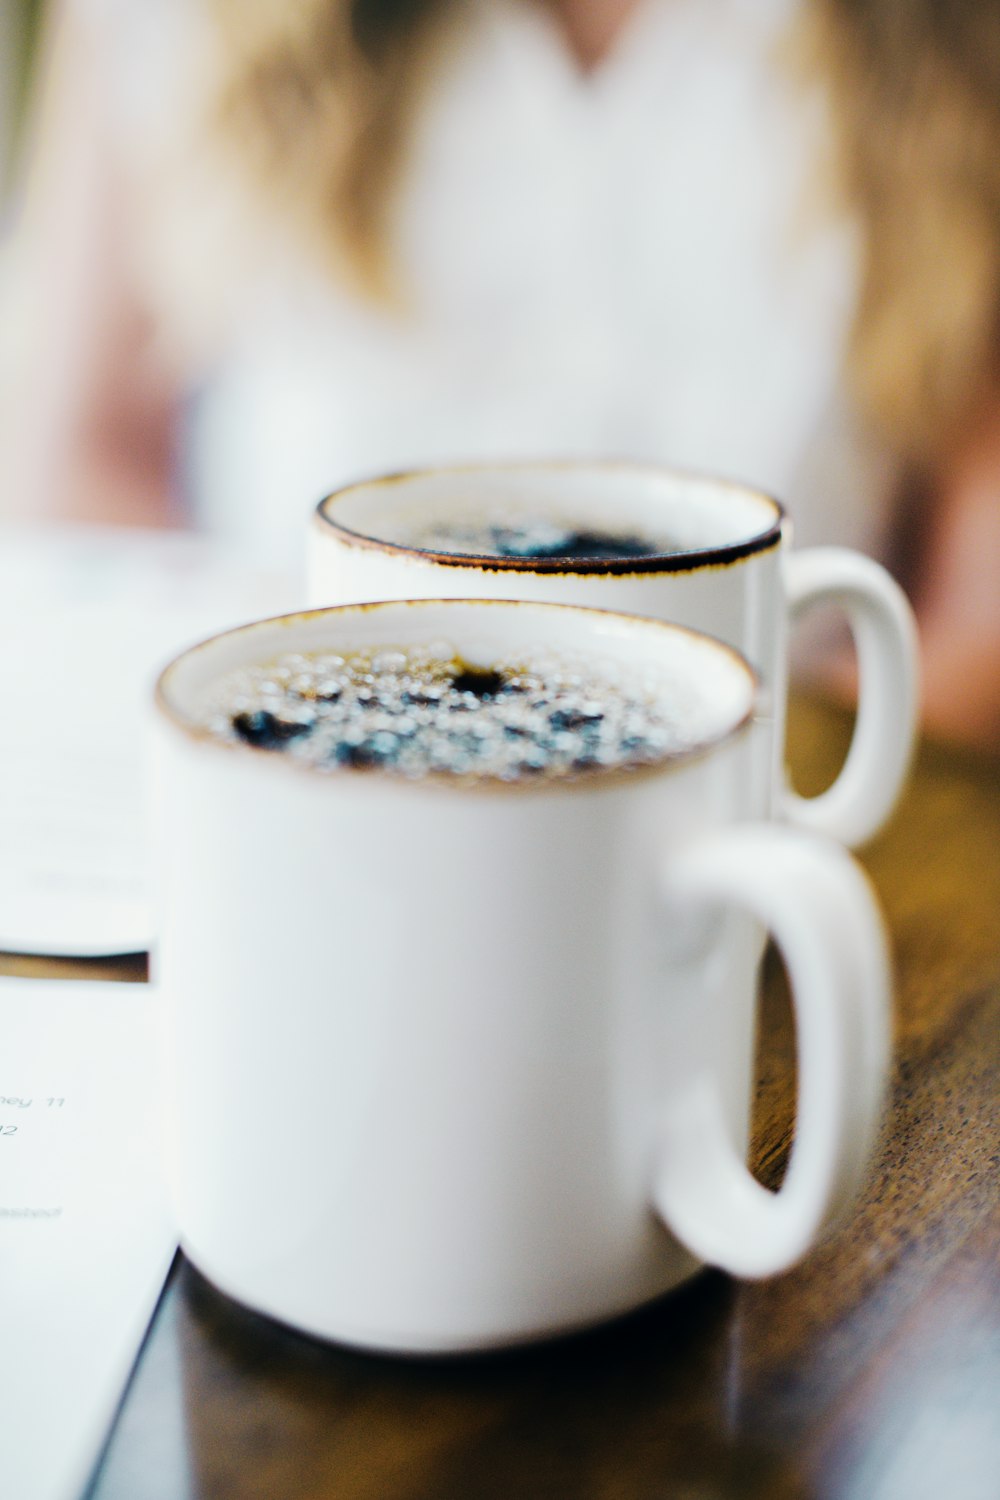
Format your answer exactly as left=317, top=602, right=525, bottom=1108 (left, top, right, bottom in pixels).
left=197, top=644, right=702, bottom=781
left=399, top=518, right=680, bottom=562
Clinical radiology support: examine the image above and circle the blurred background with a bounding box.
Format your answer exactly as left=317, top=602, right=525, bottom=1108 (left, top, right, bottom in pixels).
left=0, top=0, right=998, bottom=750
left=0, top=0, right=40, bottom=209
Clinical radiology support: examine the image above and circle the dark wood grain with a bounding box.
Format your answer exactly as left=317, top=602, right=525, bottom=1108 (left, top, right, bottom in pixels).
left=41, top=695, right=1000, bottom=1500
left=0, top=951, right=147, bottom=983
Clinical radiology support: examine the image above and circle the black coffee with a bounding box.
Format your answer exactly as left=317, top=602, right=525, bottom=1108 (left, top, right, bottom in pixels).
left=198, top=644, right=695, bottom=781
left=401, top=518, right=681, bottom=562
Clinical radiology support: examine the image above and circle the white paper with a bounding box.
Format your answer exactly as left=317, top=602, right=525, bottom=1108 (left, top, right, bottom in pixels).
left=0, top=524, right=296, bottom=955
left=0, top=978, right=175, bottom=1500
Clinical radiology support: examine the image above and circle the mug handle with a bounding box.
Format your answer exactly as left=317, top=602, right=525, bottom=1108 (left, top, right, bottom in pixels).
left=782, top=547, right=919, bottom=848
left=651, top=824, right=890, bottom=1278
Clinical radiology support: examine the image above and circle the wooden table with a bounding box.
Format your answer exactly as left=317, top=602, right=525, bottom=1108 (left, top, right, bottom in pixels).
left=10, top=698, right=998, bottom=1500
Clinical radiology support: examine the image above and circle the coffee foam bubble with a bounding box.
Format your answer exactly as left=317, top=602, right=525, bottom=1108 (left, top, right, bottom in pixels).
left=194, top=640, right=739, bottom=782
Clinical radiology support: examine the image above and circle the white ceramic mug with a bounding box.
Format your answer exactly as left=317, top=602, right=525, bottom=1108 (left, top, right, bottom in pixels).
left=153, top=598, right=890, bottom=1355
left=309, top=461, right=919, bottom=848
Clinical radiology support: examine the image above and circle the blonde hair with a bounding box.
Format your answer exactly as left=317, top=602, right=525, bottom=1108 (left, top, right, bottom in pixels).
left=208, top=0, right=452, bottom=299
left=209, top=0, right=1000, bottom=460
left=801, top=0, right=1000, bottom=461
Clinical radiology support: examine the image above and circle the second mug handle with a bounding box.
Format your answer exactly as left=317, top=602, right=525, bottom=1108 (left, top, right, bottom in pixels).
left=651, top=824, right=891, bottom=1278
left=781, top=546, right=919, bottom=848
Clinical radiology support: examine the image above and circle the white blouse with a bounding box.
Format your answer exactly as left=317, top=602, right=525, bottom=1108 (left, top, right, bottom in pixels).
left=84, top=0, right=897, bottom=567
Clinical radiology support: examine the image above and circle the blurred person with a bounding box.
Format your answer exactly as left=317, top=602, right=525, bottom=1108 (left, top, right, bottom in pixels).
left=1, top=0, right=999, bottom=749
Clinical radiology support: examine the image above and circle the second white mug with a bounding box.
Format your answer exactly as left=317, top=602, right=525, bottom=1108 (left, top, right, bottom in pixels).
left=309, top=460, right=919, bottom=847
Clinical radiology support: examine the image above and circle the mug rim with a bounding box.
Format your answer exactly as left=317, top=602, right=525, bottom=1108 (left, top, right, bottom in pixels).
left=312, top=459, right=786, bottom=576
left=155, top=597, right=759, bottom=794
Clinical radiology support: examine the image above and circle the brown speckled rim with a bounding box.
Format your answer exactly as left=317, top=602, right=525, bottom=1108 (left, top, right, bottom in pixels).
left=155, top=598, right=759, bottom=793
left=313, top=459, right=786, bottom=576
